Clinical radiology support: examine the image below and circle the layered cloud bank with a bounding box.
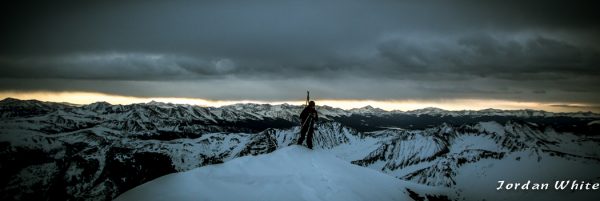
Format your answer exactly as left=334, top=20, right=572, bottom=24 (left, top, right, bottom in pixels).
left=2, top=1, right=599, bottom=108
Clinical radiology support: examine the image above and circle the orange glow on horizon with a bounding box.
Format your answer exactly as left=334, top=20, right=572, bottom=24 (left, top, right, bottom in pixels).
left=0, top=91, right=597, bottom=113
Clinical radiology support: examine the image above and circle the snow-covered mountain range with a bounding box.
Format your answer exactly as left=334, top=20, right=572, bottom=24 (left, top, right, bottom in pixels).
left=1, top=98, right=599, bottom=201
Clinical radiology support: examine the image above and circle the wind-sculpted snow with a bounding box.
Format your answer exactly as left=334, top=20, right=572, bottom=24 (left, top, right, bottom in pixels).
left=113, top=146, right=421, bottom=201
left=350, top=121, right=600, bottom=191
left=352, top=129, right=449, bottom=171
left=1, top=98, right=599, bottom=201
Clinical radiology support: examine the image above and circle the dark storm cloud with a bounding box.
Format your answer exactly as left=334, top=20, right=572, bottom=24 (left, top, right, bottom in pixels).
left=1, top=1, right=599, bottom=104
left=375, top=34, right=600, bottom=79
left=0, top=53, right=239, bottom=80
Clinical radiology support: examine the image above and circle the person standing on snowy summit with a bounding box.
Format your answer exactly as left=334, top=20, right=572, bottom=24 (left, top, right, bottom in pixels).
left=298, top=101, right=318, bottom=149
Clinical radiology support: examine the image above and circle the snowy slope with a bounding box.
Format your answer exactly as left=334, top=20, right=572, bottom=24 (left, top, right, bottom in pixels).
left=114, top=145, right=417, bottom=201
left=454, top=150, right=600, bottom=201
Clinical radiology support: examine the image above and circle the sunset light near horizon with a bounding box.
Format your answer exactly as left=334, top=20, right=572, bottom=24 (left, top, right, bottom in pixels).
left=1, top=91, right=597, bottom=113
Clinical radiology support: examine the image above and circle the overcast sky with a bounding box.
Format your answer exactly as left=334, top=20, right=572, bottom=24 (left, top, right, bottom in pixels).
left=1, top=1, right=599, bottom=109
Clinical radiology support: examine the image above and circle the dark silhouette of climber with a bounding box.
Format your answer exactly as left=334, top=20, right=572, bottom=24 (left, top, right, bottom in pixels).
left=298, top=101, right=318, bottom=149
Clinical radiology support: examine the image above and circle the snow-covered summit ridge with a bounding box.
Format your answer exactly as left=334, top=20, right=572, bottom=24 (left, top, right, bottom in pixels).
left=114, top=145, right=422, bottom=201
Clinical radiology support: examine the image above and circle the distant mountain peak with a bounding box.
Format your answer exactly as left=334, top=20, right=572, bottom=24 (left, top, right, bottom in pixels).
left=1, top=97, right=598, bottom=118
left=0, top=97, right=38, bottom=104
left=91, top=101, right=111, bottom=105
left=0, top=97, right=49, bottom=107
left=0, top=97, right=20, bottom=102
left=348, top=105, right=386, bottom=114
left=362, top=105, right=375, bottom=109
